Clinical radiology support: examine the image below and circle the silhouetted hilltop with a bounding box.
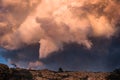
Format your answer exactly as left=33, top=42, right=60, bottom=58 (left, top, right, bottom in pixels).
left=0, top=63, right=120, bottom=80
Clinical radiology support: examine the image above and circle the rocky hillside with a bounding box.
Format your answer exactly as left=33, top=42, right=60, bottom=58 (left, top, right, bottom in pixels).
left=0, top=63, right=119, bottom=80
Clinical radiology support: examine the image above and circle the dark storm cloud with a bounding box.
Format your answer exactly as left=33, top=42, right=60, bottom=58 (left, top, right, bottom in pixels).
left=40, top=38, right=110, bottom=71
left=1, top=37, right=120, bottom=71
left=105, top=34, right=120, bottom=70
left=40, top=37, right=120, bottom=72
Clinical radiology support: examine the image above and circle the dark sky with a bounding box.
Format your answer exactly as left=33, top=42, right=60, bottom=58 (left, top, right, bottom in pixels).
left=1, top=36, right=120, bottom=71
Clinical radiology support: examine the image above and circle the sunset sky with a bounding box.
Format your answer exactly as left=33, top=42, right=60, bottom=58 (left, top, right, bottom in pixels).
left=0, top=0, right=120, bottom=71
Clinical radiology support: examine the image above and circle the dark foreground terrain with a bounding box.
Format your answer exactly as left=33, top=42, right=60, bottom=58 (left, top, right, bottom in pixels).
left=0, top=63, right=120, bottom=80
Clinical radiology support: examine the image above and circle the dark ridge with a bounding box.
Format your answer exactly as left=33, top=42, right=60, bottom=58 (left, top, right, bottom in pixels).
left=1, top=63, right=120, bottom=80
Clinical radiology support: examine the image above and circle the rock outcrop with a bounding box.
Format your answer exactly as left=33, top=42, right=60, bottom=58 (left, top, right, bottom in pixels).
left=0, top=63, right=10, bottom=80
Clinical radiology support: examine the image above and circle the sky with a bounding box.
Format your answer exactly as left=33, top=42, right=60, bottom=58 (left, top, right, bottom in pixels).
left=0, top=48, right=5, bottom=61
left=0, top=0, right=120, bottom=71
left=0, top=56, right=7, bottom=64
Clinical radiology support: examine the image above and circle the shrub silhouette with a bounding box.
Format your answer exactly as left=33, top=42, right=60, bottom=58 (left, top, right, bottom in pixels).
left=11, top=63, right=17, bottom=68
left=58, top=67, right=63, bottom=72
left=106, top=68, right=120, bottom=80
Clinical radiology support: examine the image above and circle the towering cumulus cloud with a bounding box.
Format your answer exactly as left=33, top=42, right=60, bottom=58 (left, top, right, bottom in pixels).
left=0, top=0, right=120, bottom=59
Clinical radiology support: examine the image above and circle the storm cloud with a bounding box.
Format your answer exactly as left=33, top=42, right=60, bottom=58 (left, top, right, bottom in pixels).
left=0, top=0, right=120, bottom=71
